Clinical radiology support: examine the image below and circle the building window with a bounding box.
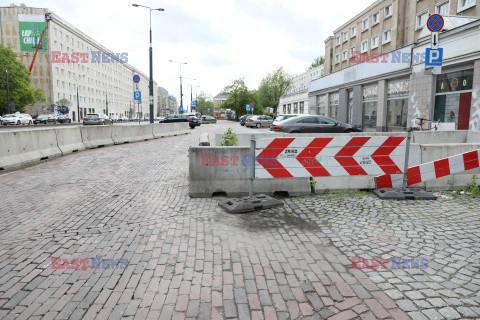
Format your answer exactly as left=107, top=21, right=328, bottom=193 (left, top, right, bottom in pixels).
left=335, top=54, right=340, bottom=64
left=329, top=93, right=339, bottom=120
left=436, top=1, right=450, bottom=15
left=343, top=31, right=349, bottom=42
left=371, top=36, right=379, bottom=49
left=362, top=18, right=369, bottom=31
left=336, top=36, right=341, bottom=46
left=416, top=11, right=428, bottom=29
left=384, top=4, right=393, bottom=18
left=351, top=25, right=357, bottom=38
left=457, top=0, right=475, bottom=12
left=361, top=40, right=368, bottom=53
left=386, top=79, right=410, bottom=132
left=362, top=84, right=378, bottom=131
left=342, top=50, right=348, bottom=61
left=350, top=46, right=356, bottom=58
left=372, top=12, right=380, bottom=25
left=383, top=29, right=392, bottom=44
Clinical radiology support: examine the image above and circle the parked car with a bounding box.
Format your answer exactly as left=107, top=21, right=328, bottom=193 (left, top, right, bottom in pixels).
left=245, top=115, right=274, bottom=128
left=83, top=113, right=112, bottom=125
left=272, top=114, right=299, bottom=127
left=2, top=113, right=33, bottom=125
left=160, top=114, right=201, bottom=128
left=270, top=115, right=362, bottom=133
left=0, top=116, right=3, bottom=125
left=154, top=116, right=165, bottom=122
left=33, top=114, right=57, bottom=124
left=239, top=114, right=255, bottom=126
left=57, top=114, right=72, bottom=123
left=201, top=115, right=216, bottom=122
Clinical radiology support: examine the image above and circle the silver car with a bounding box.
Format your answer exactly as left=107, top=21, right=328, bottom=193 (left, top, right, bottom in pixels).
left=245, top=115, right=274, bottom=128
left=83, top=113, right=112, bottom=125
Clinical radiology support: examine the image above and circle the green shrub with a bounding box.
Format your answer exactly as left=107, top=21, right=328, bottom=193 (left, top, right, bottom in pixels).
left=220, top=128, right=238, bottom=146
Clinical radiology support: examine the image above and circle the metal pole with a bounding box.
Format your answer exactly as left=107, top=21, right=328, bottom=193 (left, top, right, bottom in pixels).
left=6, top=70, right=10, bottom=114
left=105, top=93, right=108, bottom=116
left=249, top=134, right=255, bottom=199
left=402, top=129, right=412, bottom=190
left=180, top=64, right=183, bottom=113
left=77, top=87, right=80, bottom=122
left=148, top=9, right=154, bottom=124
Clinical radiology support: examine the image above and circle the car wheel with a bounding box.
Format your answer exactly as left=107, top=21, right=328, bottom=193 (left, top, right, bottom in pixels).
left=69, top=120, right=71, bottom=123
left=290, top=130, right=300, bottom=134
left=189, top=125, right=195, bottom=129
left=29, top=120, right=32, bottom=125
left=102, top=121, right=105, bottom=125
left=344, top=129, right=354, bottom=133
left=17, top=121, right=21, bottom=125
left=256, top=123, right=261, bottom=128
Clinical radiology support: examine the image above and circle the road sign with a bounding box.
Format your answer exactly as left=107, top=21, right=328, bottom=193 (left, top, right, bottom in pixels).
left=208, top=108, right=210, bottom=112
left=431, top=32, right=439, bottom=49
left=133, top=74, right=140, bottom=83
left=246, top=104, right=250, bottom=111
left=255, top=136, right=406, bottom=179
left=134, top=91, right=141, bottom=101
left=250, top=102, right=255, bottom=107
left=427, top=14, right=444, bottom=32
left=180, top=106, right=183, bottom=112
left=426, top=48, right=443, bottom=66
left=192, top=101, right=196, bottom=106
left=425, top=66, right=442, bottom=75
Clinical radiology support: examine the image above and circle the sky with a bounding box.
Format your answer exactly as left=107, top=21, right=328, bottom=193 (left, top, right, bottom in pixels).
left=24, top=0, right=371, bottom=104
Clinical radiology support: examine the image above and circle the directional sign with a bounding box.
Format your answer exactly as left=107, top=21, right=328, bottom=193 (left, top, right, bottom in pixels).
left=246, top=104, right=250, bottom=111
left=180, top=106, right=183, bottom=112
left=134, top=91, right=141, bottom=101
left=133, top=74, right=140, bottom=83
left=426, top=48, right=443, bottom=66
left=431, top=32, right=439, bottom=49
left=192, top=101, right=197, bottom=106
left=427, top=14, right=444, bottom=32
left=208, top=108, right=210, bottom=112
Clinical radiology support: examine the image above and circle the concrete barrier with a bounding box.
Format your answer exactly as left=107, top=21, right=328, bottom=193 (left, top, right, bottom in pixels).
left=112, top=124, right=154, bottom=144
left=81, top=125, right=114, bottom=149
left=55, top=127, right=85, bottom=155
left=467, top=131, right=480, bottom=143
left=0, top=129, right=62, bottom=170
left=199, top=133, right=211, bottom=146
left=413, top=130, right=467, bottom=144
left=189, top=147, right=311, bottom=197
left=152, top=123, right=190, bottom=138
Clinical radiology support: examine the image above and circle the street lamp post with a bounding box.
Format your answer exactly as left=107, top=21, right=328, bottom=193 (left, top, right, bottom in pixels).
left=132, top=4, right=164, bottom=123
left=183, top=77, right=196, bottom=112
left=169, top=60, right=187, bottom=113
left=6, top=70, right=10, bottom=114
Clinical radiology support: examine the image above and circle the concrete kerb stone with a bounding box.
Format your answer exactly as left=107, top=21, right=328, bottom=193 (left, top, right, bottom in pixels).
left=0, top=129, right=62, bottom=170
left=80, top=125, right=114, bottom=149
left=111, top=124, right=154, bottom=144
left=55, top=127, right=86, bottom=155
left=189, top=146, right=310, bottom=198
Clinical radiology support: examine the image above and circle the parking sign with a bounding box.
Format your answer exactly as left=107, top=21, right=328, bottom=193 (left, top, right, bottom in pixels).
left=134, top=91, right=141, bottom=101
left=426, top=48, right=443, bottom=66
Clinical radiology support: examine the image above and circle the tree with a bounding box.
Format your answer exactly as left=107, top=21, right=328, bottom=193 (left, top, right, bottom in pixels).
left=55, top=98, right=71, bottom=107
left=257, top=67, right=292, bottom=115
left=0, top=44, right=46, bottom=114
left=308, top=56, right=325, bottom=70
left=220, top=78, right=263, bottom=117
left=195, top=93, right=214, bottom=115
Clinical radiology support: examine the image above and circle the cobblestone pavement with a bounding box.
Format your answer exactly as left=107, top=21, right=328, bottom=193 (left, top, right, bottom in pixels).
left=0, top=121, right=478, bottom=319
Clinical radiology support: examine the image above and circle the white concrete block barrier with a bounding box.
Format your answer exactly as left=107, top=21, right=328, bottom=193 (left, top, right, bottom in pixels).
left=189, top=146, right=310, bottom=197
left=0, top=129, right=62, bottom=170
left=152, top=123, right=190, bottom=138
left=112, top=124, right=154, bottom=144
left=80, top=126, right=114, bottom=149
left=55, top=127, right=85, bottom=155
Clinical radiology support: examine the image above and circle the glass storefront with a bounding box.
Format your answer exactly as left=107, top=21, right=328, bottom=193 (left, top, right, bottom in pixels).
left=329, top=92, right=339, bottom=120
left=294, top=103, right=298, bottom=114
left=386, top=79, right=409, bottom=132
left=317, top=95, right=327, bottom=116
left=434, top=69, right=473, bottom=130
left=347, top=91, right=353, bottom=124
left=362, top=84, right=378, bottom=132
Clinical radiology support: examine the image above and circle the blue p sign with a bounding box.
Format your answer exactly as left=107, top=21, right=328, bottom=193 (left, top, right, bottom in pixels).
left=134, top=91, right=141, bottom=100
left=426, top=48, right=443, bottom=66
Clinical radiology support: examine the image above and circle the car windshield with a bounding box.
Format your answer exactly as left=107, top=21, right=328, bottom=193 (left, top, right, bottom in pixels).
left=37, top=115, right=48, bottom=119
left=276, top=115, right=296, bottom=122
left=85, top=114, right=99, bottom=118
left=4, top=114, right=15, bottom=118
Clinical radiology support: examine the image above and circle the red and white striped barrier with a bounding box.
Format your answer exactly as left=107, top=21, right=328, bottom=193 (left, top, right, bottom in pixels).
left=376, top=149, right=480, bottom=189
left=255, top=136, right=406, bottom=179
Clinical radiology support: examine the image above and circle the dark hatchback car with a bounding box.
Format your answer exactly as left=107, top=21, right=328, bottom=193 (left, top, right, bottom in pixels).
left=160, top=114, right=201, bottom=129
left=271, top=115, right=362, bottom=133
left=33, top=114, right=56, bottom=124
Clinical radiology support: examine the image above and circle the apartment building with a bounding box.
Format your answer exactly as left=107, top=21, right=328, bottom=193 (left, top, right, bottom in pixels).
left=278, top=65, right=323, bottom=116
left=325, top=0, right=479, bottom=76
left=0, top=4, right=159, bottom=121
left=311, top=0, right=480, bottom=132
